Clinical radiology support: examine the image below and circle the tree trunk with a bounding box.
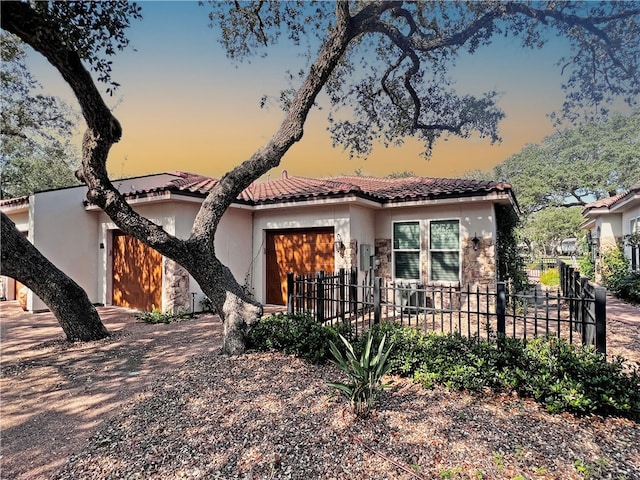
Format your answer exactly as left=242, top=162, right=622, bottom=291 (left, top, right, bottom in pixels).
left=185, top=254, right=262, bottom=355
left=1, top=213, right=109, bottom=341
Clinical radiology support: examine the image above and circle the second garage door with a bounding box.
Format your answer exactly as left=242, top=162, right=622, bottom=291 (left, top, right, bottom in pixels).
left=265, top=228, right=335, bottom=305
left=112, top=231, right=162, bottom=312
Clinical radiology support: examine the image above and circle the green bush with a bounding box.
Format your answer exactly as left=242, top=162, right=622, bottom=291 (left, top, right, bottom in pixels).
left=578, top=255, right=595, bottom=280
left=599, top=245, right=630, bottom=292
left=133, top=307, right=184, bottom=324
left=246, top=313, right=349, bottom=363
left=616, top=271, right=640, bottom=304
left=366, top=325, right=640, bottom=419
left=247, top=314, right=640, bottom=420
left=539, top=267, right=560, bottom=287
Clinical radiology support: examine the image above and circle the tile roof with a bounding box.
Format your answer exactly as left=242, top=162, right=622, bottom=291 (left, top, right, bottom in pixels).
left=0, top=195, right=29, bottom=208
left=582, top=183, right=640, bottom=214
left=1, top=171, right=514, bottom=210
left=115, top=171, right=514, bottom=205
left=209, top=173, right=510, bottom=205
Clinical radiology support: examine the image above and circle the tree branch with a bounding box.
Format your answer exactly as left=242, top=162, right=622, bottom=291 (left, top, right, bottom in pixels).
left=1, top=1, right=185, bottom=256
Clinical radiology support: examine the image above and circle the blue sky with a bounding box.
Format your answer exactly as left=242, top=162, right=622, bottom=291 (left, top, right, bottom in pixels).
left=24, top=1, right=629, bottom=180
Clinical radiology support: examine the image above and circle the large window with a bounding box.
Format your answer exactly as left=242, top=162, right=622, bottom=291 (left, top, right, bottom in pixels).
left=393, top=222, right=420, bottom=280
left=430, top=220, right=460, bottom=282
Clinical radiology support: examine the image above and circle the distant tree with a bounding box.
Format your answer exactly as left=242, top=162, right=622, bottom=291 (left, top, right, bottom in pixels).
left=387, top=171, right=416, bottom=178
left=493, top=111, right=640, bottom=215
left=4, top=1, right=639, bottom=353
left=0, top=33, right=80, bottom=199
left=519, top=207, right=584, bottom=256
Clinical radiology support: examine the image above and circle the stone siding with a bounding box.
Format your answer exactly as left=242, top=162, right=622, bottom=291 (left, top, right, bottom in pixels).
left=162, top=259, right=190, bottom=314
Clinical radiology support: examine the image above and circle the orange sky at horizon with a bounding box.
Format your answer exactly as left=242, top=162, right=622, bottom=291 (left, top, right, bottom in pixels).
left=23, top=1, right=581, bottom=182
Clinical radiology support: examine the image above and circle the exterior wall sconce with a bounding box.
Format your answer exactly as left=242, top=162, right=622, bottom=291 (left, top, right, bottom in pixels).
left=471, top=233, right=480, bottom=251
left=335, top=234, right=346, bottom=257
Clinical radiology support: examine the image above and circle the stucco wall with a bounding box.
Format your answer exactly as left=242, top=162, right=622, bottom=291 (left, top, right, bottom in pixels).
left=29, top=186, right=97, bottom=311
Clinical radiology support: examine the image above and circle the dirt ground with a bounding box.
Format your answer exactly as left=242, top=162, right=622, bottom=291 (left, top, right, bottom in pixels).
left=1, top=299, right=638, bottom=480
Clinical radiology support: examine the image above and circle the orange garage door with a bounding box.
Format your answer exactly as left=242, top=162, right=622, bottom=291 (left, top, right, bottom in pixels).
left=112, top=231, right=162, bottom=311
left=265, top=228, right=335, bottom=305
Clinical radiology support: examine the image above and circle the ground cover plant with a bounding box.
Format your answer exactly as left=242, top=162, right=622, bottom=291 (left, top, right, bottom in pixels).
left=249, top=314, right=640, bottom=420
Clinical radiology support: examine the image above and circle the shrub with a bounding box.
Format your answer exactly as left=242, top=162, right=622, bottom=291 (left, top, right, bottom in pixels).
left=133, top=307, right=184, bottom=324
left=578, top=255, right=595, bottom=280
left=246, top=313, right=345, bottom=363
left=616, top=271, right=640, bottom=304
left=247, top=314, right=640, bottom=420
left=539, top=267, right=560, bottom=287
left=599, top=245, right=630, bottom=292
left=328, top=331, right=394, bottom=417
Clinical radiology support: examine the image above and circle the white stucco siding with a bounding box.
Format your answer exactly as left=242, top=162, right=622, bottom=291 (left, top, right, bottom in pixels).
left=597, top=215, right=623, bottom=250
left=251, top=204, right=350, bottom=304
left=29, top=186, right=97, bottom=311
left=215, top=207, right=254, bottom=292
left=622, top=205, right=640, bottom=235
left=5, top=210, right=29, bottom=232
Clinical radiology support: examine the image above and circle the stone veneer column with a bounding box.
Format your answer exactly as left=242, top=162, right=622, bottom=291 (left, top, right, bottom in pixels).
left=374, top=239, right=392, bottom=282
left=162, top=258, right=190, bottom=314
left=461, top=236, right=495, bottom=289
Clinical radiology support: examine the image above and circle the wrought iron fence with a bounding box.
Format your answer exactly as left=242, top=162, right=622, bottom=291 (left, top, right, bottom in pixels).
left=287, top=267, right=606, bottom=353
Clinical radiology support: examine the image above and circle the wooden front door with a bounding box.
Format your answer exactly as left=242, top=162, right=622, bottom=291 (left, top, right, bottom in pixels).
left=112, top=231, right=162, bottom=311
left=265, top=228, right=335, bottom=305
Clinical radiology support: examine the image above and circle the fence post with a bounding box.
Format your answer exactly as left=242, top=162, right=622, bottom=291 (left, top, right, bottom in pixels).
left=373, top=277, right=381, bottom=325
left=317, top=271, right=325, bottom=323
left=337, top=268, right=345, bottom=322
left=287, top=272, right=294, bottom=315
left=580, top=277, right=592, bottom=346
left=349, top=267, right=358, bottom=314
left=594, top=286, right=607, bottom=355
left=497, top=281, right=506, bottom=337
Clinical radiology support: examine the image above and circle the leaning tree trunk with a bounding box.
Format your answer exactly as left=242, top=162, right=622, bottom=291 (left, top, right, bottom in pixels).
left=184, top=253, right=262, bottom=355
left=1, top=213, right=109, bottom=341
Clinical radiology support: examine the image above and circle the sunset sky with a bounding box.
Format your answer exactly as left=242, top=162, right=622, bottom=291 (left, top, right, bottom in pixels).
left=25, top=1, right=614, bottom=181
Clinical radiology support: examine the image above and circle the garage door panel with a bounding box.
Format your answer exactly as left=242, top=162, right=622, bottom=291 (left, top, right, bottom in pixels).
left=266, top=228, right=335, bottom=305
left=112, top=232, right=162, bottom=311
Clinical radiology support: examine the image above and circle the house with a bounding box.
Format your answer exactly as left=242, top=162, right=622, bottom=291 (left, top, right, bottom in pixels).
left=1, top=171, right=517, bottom=313
left=580, top=183, right=640, bottom=273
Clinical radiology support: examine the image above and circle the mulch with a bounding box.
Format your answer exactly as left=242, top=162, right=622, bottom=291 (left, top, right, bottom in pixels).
left=1, top=300, right=639, bottom=480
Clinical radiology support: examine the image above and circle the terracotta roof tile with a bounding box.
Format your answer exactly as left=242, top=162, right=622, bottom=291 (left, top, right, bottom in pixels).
left=2, top=171, right=513, bottom=210
left=582, top=183, right=640, bottom=213
left=0, top=195, right=29, bottom=208
left=116, top=171, right=513, bottom=205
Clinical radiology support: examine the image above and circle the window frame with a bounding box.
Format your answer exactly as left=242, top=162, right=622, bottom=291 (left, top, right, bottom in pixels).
left=428, top=219, right=461, bottom=284
left=392, top=220, right=421, bottom=281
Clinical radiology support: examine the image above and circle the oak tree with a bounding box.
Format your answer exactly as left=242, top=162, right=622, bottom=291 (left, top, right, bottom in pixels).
left=1, top=33, right=80, bottom=198
left=3, top=1, right=639, bottom=353
left=494, top=110, right=640, bottom=216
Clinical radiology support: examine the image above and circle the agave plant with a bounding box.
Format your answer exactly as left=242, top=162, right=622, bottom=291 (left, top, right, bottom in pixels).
left=328, top=331, right=394, bottom=417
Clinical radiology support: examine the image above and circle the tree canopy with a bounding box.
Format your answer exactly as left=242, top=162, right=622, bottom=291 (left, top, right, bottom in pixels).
left=208, top=1, right=640, bottom=158
left=493, top=110, right=640, bottom=216
left=0, top=33, right=80, bottom=198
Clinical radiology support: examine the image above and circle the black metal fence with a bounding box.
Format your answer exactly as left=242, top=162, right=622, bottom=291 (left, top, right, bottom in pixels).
left=287, top=267, right=606, bottom=353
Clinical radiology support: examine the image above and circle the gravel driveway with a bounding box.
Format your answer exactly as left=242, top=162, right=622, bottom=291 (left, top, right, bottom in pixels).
left=1, top=301, right=639, bottom=479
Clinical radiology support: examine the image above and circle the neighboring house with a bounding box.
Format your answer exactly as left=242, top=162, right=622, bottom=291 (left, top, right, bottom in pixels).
left=581, top=183, right=640, bottom=274
left=1, top=171, right=517, bottom=313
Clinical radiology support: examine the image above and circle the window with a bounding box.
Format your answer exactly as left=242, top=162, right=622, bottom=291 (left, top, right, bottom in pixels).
left=393, top=222, right=420, bottom=280
left=430, top=220, right=460, bottom=282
